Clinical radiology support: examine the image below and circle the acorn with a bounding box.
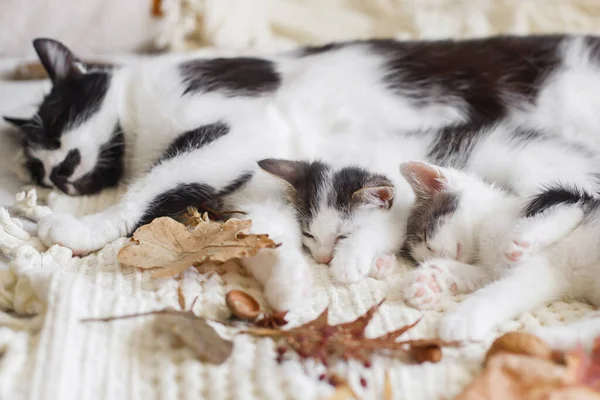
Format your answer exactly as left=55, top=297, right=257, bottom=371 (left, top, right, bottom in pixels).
left=226, top=290, right=261, bottom=321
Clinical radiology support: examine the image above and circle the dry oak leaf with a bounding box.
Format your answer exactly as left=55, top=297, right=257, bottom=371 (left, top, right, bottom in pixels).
left=245, top=300, right=457, bottom=365
left=117, top=215, right=278, bottom=278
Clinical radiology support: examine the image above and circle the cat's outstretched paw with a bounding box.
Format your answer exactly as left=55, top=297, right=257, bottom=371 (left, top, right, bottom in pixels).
left=37, top=214, right=98, bottom=256
left=438, top=311, right=490, bottom=342
left=264, top=259, right=312, bottom=311
left=369, top=253, right=397, bottom=280
left=403, top=260, right=457, bottom=310
left=329, top=248, right=371, bottom=284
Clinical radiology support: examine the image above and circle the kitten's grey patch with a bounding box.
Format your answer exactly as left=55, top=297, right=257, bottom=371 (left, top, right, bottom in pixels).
left=179, top=58, right=280, bottom=96
left=403, top=192, right=460, bottom=252
left=328, top=167, right=393, bottom=215
left=158, top=122, right=230, bottom=165
left=49, top=149, right=81, bottom=192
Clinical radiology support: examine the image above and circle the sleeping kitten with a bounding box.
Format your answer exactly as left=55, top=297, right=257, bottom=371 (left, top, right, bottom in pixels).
left=254, top=159, right=401, bottom=282
left=9, top=36, right=600, bottom=311
left=400, top=161, right=600, bottom=349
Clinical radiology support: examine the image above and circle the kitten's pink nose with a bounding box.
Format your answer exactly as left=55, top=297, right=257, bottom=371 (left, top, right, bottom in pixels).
left=317, top=254, right=333, bottom=264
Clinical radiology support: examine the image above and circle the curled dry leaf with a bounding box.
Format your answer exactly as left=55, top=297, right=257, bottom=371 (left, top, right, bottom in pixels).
left=484, top=332, right=558, bottom=366
left=244, top=300, right=457, bottom=366
left=117, top=215, right=278, bottom=278
left=457, top=332, right=600, bottom=400
left=82, top=308, right=233, bottom=365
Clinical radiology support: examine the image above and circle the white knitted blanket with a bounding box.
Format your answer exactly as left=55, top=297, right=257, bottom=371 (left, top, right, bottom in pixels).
left=0, top=188, right=597, bottom=400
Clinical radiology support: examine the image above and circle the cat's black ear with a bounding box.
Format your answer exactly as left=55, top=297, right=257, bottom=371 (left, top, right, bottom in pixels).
left=258, top=159, right=310, bottom=188
left=353, top=185, right=395, bottom=209
left=33, top=38, right=87, bottom=83
left=400, top=161, right=447, bottom=199
left=3, top=116, right=30, bottom=130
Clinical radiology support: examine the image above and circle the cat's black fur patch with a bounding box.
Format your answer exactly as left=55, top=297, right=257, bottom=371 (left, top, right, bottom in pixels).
left=50, top=149, right=81, bottom=192
left=135, top=172, right=253, bottom=231
left=298, top=42, right=347, bottom=56
left=179, top=58, right=280, bottom=96
left=136, top=183, right=218, bottom=230
left=329, top=167, right=392, bottom=215
left=371, top=36, right=562, bottom=122
left=217, top=172, right=253, bottom=197
left=158, top=122, right=230, bottom=164
left=523, top=186, right=594, bottom=218
left=23, top=150, right=48, bottom=188
left=26, top=72, right=111, bottom=148
left=427, top=123, right=490, bottom=168
left=69, top=126, right=125, bottom=195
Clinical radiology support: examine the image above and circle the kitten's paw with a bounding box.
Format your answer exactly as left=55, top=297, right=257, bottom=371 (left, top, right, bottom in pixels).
left=37, top=214, right=97, bottom=256
left=530, top=326, right=585, bottom=351
left=264, top=264, right=312, bottom=311
left=439, top=312, right=491, bottom=342
left=369, top=253, right=397, bottom=280
left=403, top=261, right=457, bottom=310
left=329, top=248, right=371, bottom=284
left=502, top=236, right=536, bottom=264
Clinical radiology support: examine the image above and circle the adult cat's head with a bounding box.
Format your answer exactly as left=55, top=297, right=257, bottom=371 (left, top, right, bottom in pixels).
left=258, top=159, right=395, bottom=264
left=4, top=38, right=124, bottom=195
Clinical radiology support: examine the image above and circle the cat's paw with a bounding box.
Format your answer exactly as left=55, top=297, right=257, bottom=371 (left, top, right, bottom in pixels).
left=264, top=262, right=312, bottom=311
left=369, top=253, right=397, bottom=280
left=502, top=236, right=536, bottom=264
left=37, top=214, right=97, bottom=256
left=529, top=325, right=586, bottom=352
left=329, top=247, right=371, bottom=284
left=403, top=260, right=457, bottom=310
left=438, top=310, right=491, bottom=342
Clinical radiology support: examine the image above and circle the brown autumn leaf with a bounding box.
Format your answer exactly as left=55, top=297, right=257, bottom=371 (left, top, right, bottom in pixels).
left=117, top=214, right=278, bottom=278
left=457, top=332, right=600, bottom=400
left=81, top=306, right=233, bottom=365
left=244, top=300, right=458, bottom=366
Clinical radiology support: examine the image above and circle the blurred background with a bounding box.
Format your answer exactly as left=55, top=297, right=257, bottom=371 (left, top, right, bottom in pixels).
left=3, top=0, right=600, bottom=58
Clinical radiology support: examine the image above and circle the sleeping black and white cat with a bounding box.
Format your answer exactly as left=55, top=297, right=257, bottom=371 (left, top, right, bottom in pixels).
left=7, top=35, right=600, bottom=311
left=400, top=161, right=600, bottom=349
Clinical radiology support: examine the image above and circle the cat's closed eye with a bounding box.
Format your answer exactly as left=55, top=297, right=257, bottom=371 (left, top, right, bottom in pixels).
left=335, top=234, right=348, bottom=242
left=302, top=232, right=314, bottom=239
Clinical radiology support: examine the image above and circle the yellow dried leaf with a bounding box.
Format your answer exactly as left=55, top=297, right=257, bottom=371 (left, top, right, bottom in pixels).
left=117, top=215, right=278, bottom=277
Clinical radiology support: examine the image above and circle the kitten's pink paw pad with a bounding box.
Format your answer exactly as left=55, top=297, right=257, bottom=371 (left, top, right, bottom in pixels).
left=503, top=238, right=536, bottom=264
left=403, top=267, right=451, bottom=310
left=369, top=254, right=397, bottom=280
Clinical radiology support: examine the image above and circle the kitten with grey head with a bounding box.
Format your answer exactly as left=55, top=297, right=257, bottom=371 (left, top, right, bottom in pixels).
left=399, top=161, right=600, bottom=350
left=256, top=159, right=401, bottom=282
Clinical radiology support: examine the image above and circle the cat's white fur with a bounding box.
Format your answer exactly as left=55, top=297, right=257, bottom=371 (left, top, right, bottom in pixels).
left=28, top=37, right=600, bottom=311
left=402, top=161, right=600, bottom=350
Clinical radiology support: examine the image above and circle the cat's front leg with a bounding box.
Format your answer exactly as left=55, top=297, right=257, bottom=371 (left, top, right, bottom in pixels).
left=403, top=259, right=491, bottom=310
left=237, top=199, right=313, bottom=311
left=439, top=255, right=564, bottom=342
left=37, top=142, right=257, bottom=254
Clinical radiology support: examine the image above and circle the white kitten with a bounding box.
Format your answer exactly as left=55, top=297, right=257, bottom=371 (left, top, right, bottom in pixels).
left=400, top=161, right=600, bottom=350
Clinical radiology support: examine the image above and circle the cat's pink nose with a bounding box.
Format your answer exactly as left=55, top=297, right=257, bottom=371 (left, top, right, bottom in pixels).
left=317, top=254, right=333, bottom=264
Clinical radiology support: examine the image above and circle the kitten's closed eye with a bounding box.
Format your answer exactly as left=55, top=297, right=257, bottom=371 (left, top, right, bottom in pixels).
left=302, top=232, right=314, bottom=239
left=336, top=234, right=348, bottom=242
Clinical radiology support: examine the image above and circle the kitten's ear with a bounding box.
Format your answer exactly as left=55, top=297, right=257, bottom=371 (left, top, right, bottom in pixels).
left=3, top=116, right=30, bottom=129
left=33, top=38, right=87, bottom=83
left=353, top=185, right=395, bottom=209
left=258, top=159, right=309, bottom=188
left=400, top=161, right=447, bottom=198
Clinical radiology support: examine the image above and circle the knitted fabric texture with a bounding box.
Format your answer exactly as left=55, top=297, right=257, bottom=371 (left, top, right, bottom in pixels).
left=0, top=189, right=596, bottom=399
